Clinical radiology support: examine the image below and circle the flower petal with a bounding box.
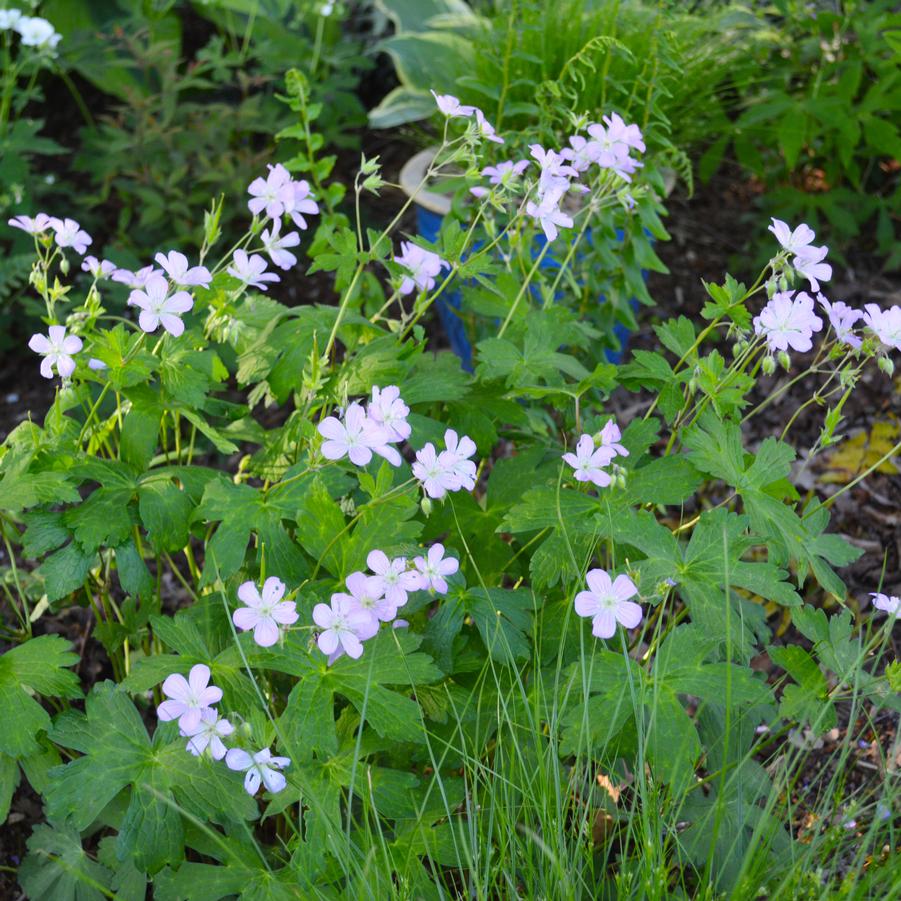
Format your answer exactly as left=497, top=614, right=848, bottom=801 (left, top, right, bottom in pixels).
left=225, top=748, right=252, bottom=771
left=188, top=664, right=211, bottom=695
left=615, top=600, right=643, bottom=630
left=253, top=618, right=280, bottom=647
left=261, top=576, right=286, bottom=605
left=161, top=673, right=191, bottom=702
left=591, top=610, right=617, bottom=639
left=233, top=607, right=260, bottom=631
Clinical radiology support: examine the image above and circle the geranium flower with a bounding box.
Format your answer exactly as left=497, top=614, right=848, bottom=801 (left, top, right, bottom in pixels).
left=0, top=9, right=23, bottom=29
left=155, top=250, right=212, bottom=288
left=481, top=160, right=530, bottom=186
left=8, top=213, right=51, bottom=234
left=15, top=16, right=60, bottom=50
left=412, top=543, right=459, bottom=594
left=431, top=91, right=475, bottom=118
left=247, top=163, right=293, bottom=219
left=394, top=241, right=446, bottom=295
left=529, top=144, right=578, bottom=196
left=181, top=709, right=234, bottom=760
left=870, top=592, right=900, bottom=616
left=792, top=246, right=831, bottom=292
left=318, top=402, right=390, bottom=466
left=412, top=442, right=459, bottom=499
left=49, top=217, right=91, bottom=254
left=227, top=249, right=280, bottom=291
left=233, top=576, right=298, bottom=647
left=598, top=420, right=629, bottom=458
left=473, top=108, right=504, bottom=144
left=367, top=550, right=422, bottom=608
left=313, top=595, right=374, bottom=659
left=863, top=304, right=901, bottom=352
left=333, top=572, right=393, bottom=633
left=112, top=265, right=162, bottom=289
left=599, top=112, right=645, bottom=153
left=817, top=294, right=862, bottom=349
left=28, top=325, right=82, bottom=379
left=366, top=384, right=411, bottom=442
left=225, top=747, right=290, bottom=796
left=753, top=290, right=823, bottom=354
left=285, top=179, right=319, bottom=230
left=440, top=429, right=477, bottom=490
left=525, top=190, right=573, bottom=242
left=587, top=116, right=642, bottom=169
left=561, top=134, right=602, bottom=172
left=574, top=568, right=643, bottom=639
left=768, top=218, right=816, bottom=256
left=81, top=256, right=116, bottom=279
left=261, top=218, right=301, bottom=270
left=157, top=663, right=223, bottom=732
left=128, top=274, right=193, bottom=337
left=563, top=434, right=614, bottom=487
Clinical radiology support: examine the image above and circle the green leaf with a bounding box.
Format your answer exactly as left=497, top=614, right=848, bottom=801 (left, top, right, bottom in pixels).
left=0, top=752, right=19, bottom=824
left=18, top=824, right=112, bottom=901
left=38, top=541, right=96, bottom=603
left=63, top=486, right=135, bottom=552
left=768, top=645, right=835, bottom=731
left=465, top=588, right=533, bottom=663
left=138, top=479, right=193, bottom=552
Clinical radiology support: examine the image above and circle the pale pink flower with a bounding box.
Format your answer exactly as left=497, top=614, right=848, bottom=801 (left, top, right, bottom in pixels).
left=482, top=160, right=530, bottom=185
left=598, top=421, right=629, bottom=458
left=129, top=274, right=193, bottom=337
left=394, top=241, right=446, bottom=295
left=261, top=218, right=301, bottom=270
left=8, top=213, right=51, bottom=235
left=862, top=304, right=901, bottom=352
left=313, top=595, right=373, bottom=659
left=561, top=134, right=602, bottom=172
left=157, top=664, right=222, bottom=733
left=225, top=747, right=290, bottom=796
left=473, top=108, right=504, bottom=144
left=529, top=144, right=578, bottom=196
left=154, top=250, right=212, bottom=288
left=413, top=543, right=459, bottom=594
left=563, top=434, right=614, bottom=488
left=49, top=217, right=91, bottom=254
left=28, top=325, right=82, bottom=379
left=318, top=402, right=391, bottom=466
left=247, top=163, right=293, bottom=219
left=233, top=577, right=298, bottom=647
left=753, top=290, right=823, bottom=354
left=817, top=294, right=862, bottom=349
left=870, top=592, right=900, bottom=616
left=334, top=571, right=393, bottom=631
left=431, top=90, right=475, bottom=118
left=412, top=443, right=459, bottom=499
left=440, top=429, right=477, bottom=490
left=768, top=218, right=816, bottom=256
left=285, top=180, right=319, bottom=230
left=367, top=550, right=422, bottom=608
left=792, top=245, right=832, bottom=293
left=526, top=190, right=573, bottom=242
left=112, top=265, right=162, bottom=289
left=227, top=250, right=280, bottom=291
left=366, top=384, right=411, bottom=442
left=81, top=256, right=117, bottom=279
left=574, top=568, right=643, bottom=639
left=181, top=709, right=234, bottom=760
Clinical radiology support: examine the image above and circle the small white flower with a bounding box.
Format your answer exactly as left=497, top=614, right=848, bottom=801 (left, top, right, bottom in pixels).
left=412, top=543, right=459, bottom=594
left=574, top=568, right=643, bottom=639
left=225, top=747, right=290, bottom=796
left=181, top=709, right=234, bottom=760
left=233, top=576, right=299, bottom=647
left=49, top=217, right=91, bottom=254
left=28, top=325, right=82, bottom=379
left=156, top=664, right=223, bottom=733
left=15, top=16, right=61, bottom=50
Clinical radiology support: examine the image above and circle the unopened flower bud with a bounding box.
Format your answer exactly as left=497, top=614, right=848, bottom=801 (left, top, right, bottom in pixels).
left=765, top=278, right=778, bottom=299
left=59, top=256, right=70, bottom=277
left=778, top=274, right=789, bottom=292
left=777, top=351, right=791, bottom=372
left=733, top=340, right=747, bottom=358
left=762, top=355, right=776, bottom=375
left=877, top=355, right=895, bottom=377
left=420, top=497, right=433, bottom=516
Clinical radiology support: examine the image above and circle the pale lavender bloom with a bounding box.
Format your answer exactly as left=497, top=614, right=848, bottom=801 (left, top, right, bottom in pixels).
left=608, top=153, right=644, bottom=183
left=366, top=384, right=411, bottom=442
left=440, top=428, right=477, bottom=490
left=155, top=250, right=212, bottom=288
left=862, top=304, right=901, bottom=352
left=816, top=294, right=862, bottom=349
left=394, top=241, right=446, bottom=295
left=753, top=290, right=823, bottom=354
left=561, top=134, right=602, bottom=173
left=8, top=212, right=51, bottom=235
left=603, top=112, right=645, bottom=152
left=318, top=402, right=391, bottom=466
left=412, top=443, right=459, bottom=499
left=81, top=256, right=116, bottom=279
left=225, top=747, right=290, bottom=796
left=768, top=218, right=816, bottom=257
left=870, top=592, right=900, bottom=616
left=227, top=249, right=280, bottom=291
left=482, top=160, right=530, bottom=185
left=181, top=709, right=234, bottom=760
left=598, top=420, right=629, bottom=459
left=28, top=325, right=82, bottom=379
left=334, top=571, right=394, bottom=631
left=233, top=577, right=298, bottom=647
left=431, top=90, right=475, bottom=118
left=49, top=217, right=91, bottom=254
left=792, top=245, right=831, bottom=292
left=313, top=595, right=373, bottom=659
left=367, top=550, right=422, bottom=608
left=113, top=264, right=162, bottom=289
left=526, top=190, right=574, bottom=242
left=261, top=218, right=301, bottom=270
left=157, top=663, right=222, bottom=733
left=15, top=16, right=60, bottom=50
left=562, top=434, right=614, bottom=488
left=247, top=163, right=293, bottom=219
left=285, top=179, right=319, bottom=230
left=574, top=568, right=643, bottom=639
left=412, top=543, right=459, bottom=594
left=473, top=108, right=504, bottom=144
left=129, top=274, right=193, bottom=337
left=529, top=144, right=578, bottom=197
left=470, top=186, right=490, bottom=199
left=587, top=120, right=637, bottom=168
left=87, top=357, right=107, bottom=371
left=0, top=10, right=23, bottom=29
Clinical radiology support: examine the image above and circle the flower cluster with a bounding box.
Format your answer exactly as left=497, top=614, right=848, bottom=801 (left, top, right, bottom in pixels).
left=574, top=568, right=643, bottom=639
left=313, top=543, right=459, bottom=662
left=562, top=420, right=629, bottom=488
left=156, top=663, right=289, bottom=796
left=413, top=429, right=478, bottom=499
left=768, top=219, right=832, bottom=292
left=0, top=9, right=61, bottom=50
left=9, top=213, right=91, bottom=253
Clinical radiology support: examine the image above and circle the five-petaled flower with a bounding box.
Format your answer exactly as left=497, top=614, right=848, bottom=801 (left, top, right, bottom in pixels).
left=792, top=245, right=832, bottom=293
left=129, top=274, right=194, bottom=337
left=49, top=217, right=91, bottom=254
left=563, top=434, right=615, bottom=488
left=413, top=543, right=459, bottom=594
left=227, top=249, right=280, bottom=291
left=8, top=213, right=51, bottom=235
left=81, top=256, right=117, bottom=279
left=247, top=163, right=293, bottom=219
left=871, top=592, right=900, bottom=616
left=753, top=291, right=823, bottom=354
left=367, top=385, right=411, bottom=442
left=181, top=709, right=235, bottom=760
left=574, top=568, right=643, bottom=639
left=431, top=91, right=475, bottom=118
left=768, top=218, right=816, bottom=257
left=863, top=304, right=901, bottom=353
left=28, top=325, right=82, bottom=379
left=318, top=402, right=390, bottom=466
left=333, top=572, right=392, bottom=634
left=394, top=241, right=446, bottom=296
left=367, top=550, right=422, bottom=609
left=155, top=250, right=212, bottom=288
left=261, top=218, right=301, bottom=270
left=225, top=747, right=291, bottom=796
left=15, top=16, right=61, bottom=50
left=817, top=294, right=862, bottom=349
left=157, top=663, right=223, bottom=733
left=313, top=595, right=374, bottom=659
left=233, top=576, right=299, bottom=647
left=526, top=190, right=574, bottom=242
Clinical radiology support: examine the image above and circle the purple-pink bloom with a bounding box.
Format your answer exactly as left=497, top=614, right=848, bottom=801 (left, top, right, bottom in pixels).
left=792, top=245, right=831, bottom=293
left=81, top=256, right=116, bottom=279
left=225, top=747, right=290, bottom=795
left=474, top=108, right=504, bottom=144
left=587, top=119, right=638, bottom=170
left=157, top=663, right=222, bottom=733
left=313, top=594, right=374, bottom=659
left=870, top=592, right=900, bottom=616
left=112, top=265, right=162, bottom=289
left=431, top=90, right=475, bottom=118
left=753, top=290, right=823, bottom=354
left=8, top=213, right=52, bottom=235
left=862, top=304, right=901, bottom=352
left=574, top=568, right=643, bottom=639
left=816, top=294, right=862, bottom=349
left=482, top=160, right=530, bottom=185
left=562, top=434, right=614, bottom=488
left=28, top=325, right=82, bottom=379
left=247, top=163, right=293, bottom=219
left=768, top=218, right=816, bottom=257
left=334, top=571, right=394, bottom=630
left=227, top=249, right=280, bottom=291
left=394, top=241, right=446, bottom=295
left=181, top=709, right=234, bottom=760
left=129, top=274, right=193, bottom=337
left=367, top=384, right=411, bottom=442
left=155, top=250, right=212, bottom=288
left=440, top=428, right=477, bottom=490
left=526, top=190, right=574, bottom=242
left=412, top=443, right=458, bottom=499
left=285, top=180, right=319, bottom=230
left=561, top=134, right=601, bottom=173
left=598, top=420, right=629, bottom=458
left=530, top=144, right=578, bottom=196
left=318, top=402, right=391, bottom=466
left=49, top=217, right=91, bottom=254
left=599, top=112, right=645, bottom=153
left=87, top=357, right=107, bottom=371
left=412, top=543, right=459, bottom=594
left=261, top=218, right=301, bottom=270
left=233, top=576, right=298, bottom=647
left=367, top=550, right=422, bottom=608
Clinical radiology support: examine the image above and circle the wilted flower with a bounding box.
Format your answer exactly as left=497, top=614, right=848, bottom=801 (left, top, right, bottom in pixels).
left=431, top=90, right=474, bottom=118
left=225, top=747, right=290, bottom=796
left=366, top=384, right=411, bottom=442
left=247, top=163, right=293, bottom=219
left=28, top=325, right=82, bottom=379
left=367, top=550, right=422, bottom=608
left=313, top=595, right=374, bottom=659
left=318, top=402, right=391, bottom=466
left=129, top=274, right=193, bottom=337
left=870, top=592, right=900, bottom=616
left=261, top=218, right=301, bottom=270
left=412, top=543, right=459, bottom=594
left=15, top=16, right=60, bottom=50
left=817, top=294, right=862, bottom=349
left=157, top=663, right=223, bottom=733
left=863, top=304, right=901, bottom=352
left=81, top=256, right=117, bottom=279
left=49, top=217, right=91, bottom=254
left=768, top=218, right=816, bottom=257
left=8, top=212, right=51, bottom=235
left=181, top=709, right=234, bottom=760
left=574, top=568, right=643, bottom=639
left=753, top=290, right=823, bottom=354
left=792, top=245, right=832, bottom=293
left=233, top=576, right=299, bottom=647
left=155, top=250, right=212, bottom=288
left=563, top=434, right=614, bottom=488
left=394, top=241, right=446, bottom=295
left=227, top=249, right=280, bottom=291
